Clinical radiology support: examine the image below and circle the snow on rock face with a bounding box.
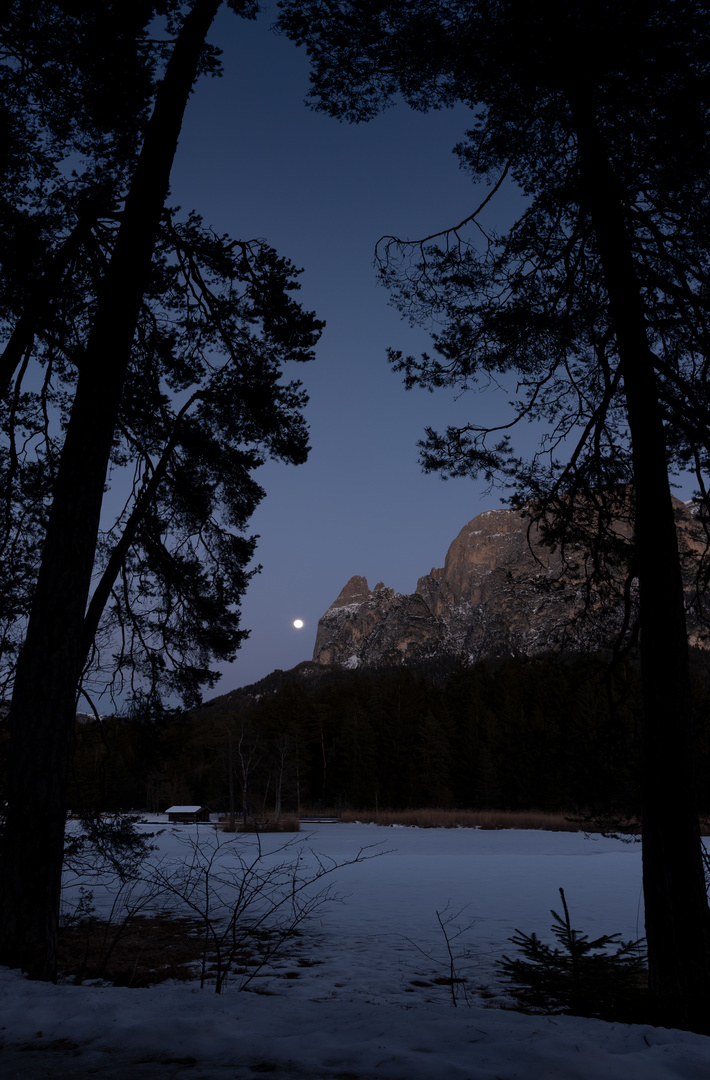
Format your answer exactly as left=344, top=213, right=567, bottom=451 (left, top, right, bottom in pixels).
left=312, top=497, right=710, bottom=669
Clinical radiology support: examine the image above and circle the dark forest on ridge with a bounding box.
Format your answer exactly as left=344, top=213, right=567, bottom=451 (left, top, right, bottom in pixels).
left=63, top=653, right=710, bottom=820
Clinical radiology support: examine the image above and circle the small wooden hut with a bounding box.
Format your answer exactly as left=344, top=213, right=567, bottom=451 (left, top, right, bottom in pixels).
left=165, top=805, right=211, bottom=823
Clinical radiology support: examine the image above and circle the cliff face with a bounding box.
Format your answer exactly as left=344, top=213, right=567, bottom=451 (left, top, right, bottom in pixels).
left=312, top=499, right=710, bottom=669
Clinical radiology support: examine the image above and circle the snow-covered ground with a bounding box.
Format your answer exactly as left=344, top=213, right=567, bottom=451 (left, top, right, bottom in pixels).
left=2, top=823, right=710, bottom=1079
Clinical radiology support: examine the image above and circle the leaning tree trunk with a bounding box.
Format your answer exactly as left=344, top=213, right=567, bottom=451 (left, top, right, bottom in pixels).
left=571, top=93, right=710, bottom=1032
left=0, top=0, right=222, bottom=980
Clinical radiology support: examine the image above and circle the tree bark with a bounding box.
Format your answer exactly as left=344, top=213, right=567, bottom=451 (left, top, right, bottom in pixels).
left=0, top=0, right=222, bottom=980
left=571, top=93, right=710, bottom=1031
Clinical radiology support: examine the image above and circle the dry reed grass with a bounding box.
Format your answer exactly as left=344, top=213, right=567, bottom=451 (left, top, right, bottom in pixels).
left=337, top=808, right=710, bottom=834
left=215, top=808, right=710, bottom=834
left=57, top=915, right=307, bottom=988
left=337, top=808, right=581, bottom=831
left=57, top=915, right=206, bottom=986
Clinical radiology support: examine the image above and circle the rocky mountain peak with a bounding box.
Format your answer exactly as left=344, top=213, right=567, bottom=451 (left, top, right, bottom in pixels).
left=312, top=498, right=710, bottom=670
left=330, top=575, right=372, bottom=609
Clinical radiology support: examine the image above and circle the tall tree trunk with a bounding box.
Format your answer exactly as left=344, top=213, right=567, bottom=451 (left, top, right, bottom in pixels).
left=0, top=0, right=222, bottom=980
left=571, top=93, right=710, bottom=1031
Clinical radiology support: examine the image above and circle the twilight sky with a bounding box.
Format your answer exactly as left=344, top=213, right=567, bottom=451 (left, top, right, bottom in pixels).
left=165, top=5, right=549, bottom=692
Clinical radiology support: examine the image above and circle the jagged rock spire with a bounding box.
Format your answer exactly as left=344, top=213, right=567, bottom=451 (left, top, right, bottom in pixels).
left=313, top=500, right=710, bottom=669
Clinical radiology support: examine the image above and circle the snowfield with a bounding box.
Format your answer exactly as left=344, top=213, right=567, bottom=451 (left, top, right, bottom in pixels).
left=2, top=823, right=710, bottom=1079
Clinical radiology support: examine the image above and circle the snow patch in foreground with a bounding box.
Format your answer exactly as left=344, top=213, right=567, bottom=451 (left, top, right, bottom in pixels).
left=1, top=969, right=709, bottom=1080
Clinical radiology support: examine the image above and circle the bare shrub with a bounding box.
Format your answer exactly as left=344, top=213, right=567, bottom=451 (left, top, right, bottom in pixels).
left=148, top=830, right=384, bottom=992
left=61, top=816, right=376, bottom=992
left=407, top=901, right=475, bottom=1007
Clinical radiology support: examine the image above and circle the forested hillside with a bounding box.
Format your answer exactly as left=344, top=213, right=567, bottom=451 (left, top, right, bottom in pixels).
left=59, top=653, right=710, bottom=817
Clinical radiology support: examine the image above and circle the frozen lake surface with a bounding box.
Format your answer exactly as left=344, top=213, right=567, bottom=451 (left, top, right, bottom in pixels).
left=1, top=823, right=709, bottom=1079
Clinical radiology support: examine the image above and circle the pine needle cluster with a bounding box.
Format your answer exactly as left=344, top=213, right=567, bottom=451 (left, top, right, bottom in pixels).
left=498, top=888, right=647, bottom=1021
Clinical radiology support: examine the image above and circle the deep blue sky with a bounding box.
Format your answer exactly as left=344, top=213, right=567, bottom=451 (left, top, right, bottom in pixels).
left=166, top=5, right=548, bottom=692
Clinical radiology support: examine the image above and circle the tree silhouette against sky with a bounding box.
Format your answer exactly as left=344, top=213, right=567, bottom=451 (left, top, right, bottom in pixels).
left=278, top=0, right=710, bottom=1031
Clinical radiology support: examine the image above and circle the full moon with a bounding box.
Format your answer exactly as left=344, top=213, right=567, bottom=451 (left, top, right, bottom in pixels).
left=293, top=619, right=304, bottom=629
